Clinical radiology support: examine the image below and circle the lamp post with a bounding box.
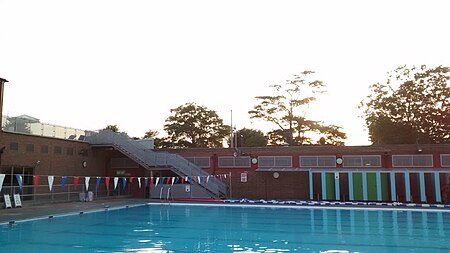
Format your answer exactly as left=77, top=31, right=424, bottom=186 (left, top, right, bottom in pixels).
left=0, top=78, right=9, bottom=129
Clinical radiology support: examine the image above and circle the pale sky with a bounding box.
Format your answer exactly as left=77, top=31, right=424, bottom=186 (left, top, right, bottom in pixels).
left=1, top=0, right=450, bottom=145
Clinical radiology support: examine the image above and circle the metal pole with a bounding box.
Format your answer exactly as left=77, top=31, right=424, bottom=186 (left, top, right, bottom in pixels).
left=229, top=172, right=232, bottom=199
left=230, top=110, right=233, bottom=148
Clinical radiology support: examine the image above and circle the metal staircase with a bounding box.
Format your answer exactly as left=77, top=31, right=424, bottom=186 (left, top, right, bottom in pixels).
left=86, top=130, right=227, bottom=199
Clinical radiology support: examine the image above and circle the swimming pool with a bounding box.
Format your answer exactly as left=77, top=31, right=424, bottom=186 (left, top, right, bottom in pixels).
left=1, top=203, right=449, bottom=252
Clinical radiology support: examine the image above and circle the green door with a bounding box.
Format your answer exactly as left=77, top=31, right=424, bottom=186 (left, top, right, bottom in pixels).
left=367, top=173, right=377, bottom=201
left=353, top=173, right=363, bottom=200
left=326, top=173, right=335, bottom=200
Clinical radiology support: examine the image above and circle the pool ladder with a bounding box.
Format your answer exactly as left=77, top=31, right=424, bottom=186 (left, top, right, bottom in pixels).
left=159, top=186, right=174, bottom=203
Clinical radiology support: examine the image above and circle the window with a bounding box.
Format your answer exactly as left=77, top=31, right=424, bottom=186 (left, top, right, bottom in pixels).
left=218, top=156, right=251, bottom=168
left=9, top=142, right=18, bottom=151
left=258, top=156, right=292, bottom=167
left=300, top=156, right=336, bottom=167
left=41, top=145, right=49, bottom=153
left=392, top=155, right=433, bottom=167
left=441, top=154, right=450, bottom=167
left=185, top=157, right=210, bottom=168
left=54, top=146, right=62, bottom=155
left=26, top=144, right=34, bottom=152
left=342, top=155, right=381, bottom=167
left=66, top=147, right=74, bottom=156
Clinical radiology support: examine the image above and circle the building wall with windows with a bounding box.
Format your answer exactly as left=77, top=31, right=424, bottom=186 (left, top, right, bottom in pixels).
left=166, top=145, right=450, bottom=203
left=0, top=131, right=106, bottom=177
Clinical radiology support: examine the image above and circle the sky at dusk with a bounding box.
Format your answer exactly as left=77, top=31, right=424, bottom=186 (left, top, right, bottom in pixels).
left=1, top=0, right=450, bottom=145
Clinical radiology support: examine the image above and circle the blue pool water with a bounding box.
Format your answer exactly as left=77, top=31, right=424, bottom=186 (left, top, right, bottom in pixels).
left=1, top=204, right=449, bottom=252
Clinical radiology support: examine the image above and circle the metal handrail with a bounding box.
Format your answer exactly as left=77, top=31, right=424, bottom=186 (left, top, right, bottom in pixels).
left=86, top=131, right=227, bottom=198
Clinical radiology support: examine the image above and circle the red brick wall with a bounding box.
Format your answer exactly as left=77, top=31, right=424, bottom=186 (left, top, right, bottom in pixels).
left=0, top=132, right=106, bottom=177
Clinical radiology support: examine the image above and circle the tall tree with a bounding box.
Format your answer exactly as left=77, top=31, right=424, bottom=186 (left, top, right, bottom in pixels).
left=232, top=128, right=267, bottom=147
left=249, top=71, right=346, bottom=145
left=104, top=124, right=119, bottom=132
left=143, top=129, right=159, bottom=139
left=360, top=65, right=450, bottom=144
left=163, top=103, right=229, bottom=148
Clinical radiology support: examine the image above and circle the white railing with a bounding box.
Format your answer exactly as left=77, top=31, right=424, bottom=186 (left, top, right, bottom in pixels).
left=1, top=115, right=95, bottom=141
left=86, top=131, right=228, bottom=198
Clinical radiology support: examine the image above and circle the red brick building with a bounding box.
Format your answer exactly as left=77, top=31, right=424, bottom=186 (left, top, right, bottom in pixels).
left=1, top=78, right=450, bottom=204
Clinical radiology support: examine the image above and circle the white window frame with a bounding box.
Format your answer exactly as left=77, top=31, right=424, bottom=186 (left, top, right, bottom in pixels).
left=185, top=157, right=210, bottom=168
left=441, top=154, right=450, bottom=167
left=258, top=156, right=292, bottom=168
left=300, top=156, right=336, bottom=167
left=218, top=156, right=251, bottom=168
left=392, top=155, right=433, bottom=168
left=342, top=155, right=382, bottom=167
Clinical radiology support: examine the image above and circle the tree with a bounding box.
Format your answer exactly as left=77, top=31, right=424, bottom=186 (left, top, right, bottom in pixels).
left=249, top=71, right=346, bottom=145
left=316, top=124, right=347, bottom=146
left=360, top=65, right=450, bottom=144
left=232, top=128, right=267, bottom=147
left=143, top=129, right=159, bottom=139
left=104, top=124, right=119, bottom=132
left=163, top=103, right=230, bottom=148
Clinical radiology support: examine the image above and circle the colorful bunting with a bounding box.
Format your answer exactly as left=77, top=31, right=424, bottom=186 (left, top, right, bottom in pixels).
left=114, top=177, right=119, bottom=190
left=15, top=175, right=23, bottom=191
left=122, top=177, right=127, bottom=189
left=137, top=177, right=141, bottom=188
left=48, top=176, right=54, bottom=191
left=33, top=175, right=40, bottom=191
left=171, top=177, right=175, bottom=185
left=105, top=177, right=110, bottom=190
left=85, top=177, right=90, bottom=191
left=155, top=177, right=160, bottom=187
left=61, top=176, right=67, bottom=190
left=73, top=176, right=80, bottom=189
left=96, top=177, right=101, bottom=189
left=0, top=174, right=5, bottom=192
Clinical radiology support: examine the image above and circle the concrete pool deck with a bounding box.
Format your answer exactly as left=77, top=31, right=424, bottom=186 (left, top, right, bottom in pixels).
left=0, top=198, right=149, bottom=224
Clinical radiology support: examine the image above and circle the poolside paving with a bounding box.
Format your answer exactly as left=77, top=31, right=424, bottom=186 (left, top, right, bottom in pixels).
left=0, top=198, right=149, bottom=223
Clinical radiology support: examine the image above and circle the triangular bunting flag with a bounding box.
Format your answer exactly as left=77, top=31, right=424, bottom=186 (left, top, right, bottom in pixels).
left=224, top=174, right=227, bottom=179
left=130, top=177, right=134, bottom=184
left=161, top=177, right=165, bottom=185
left=74, top=176, right=80, bottom=189
left=137, top=177, right=141, bottom=189
left=122, top=177, right=127, bottom=189
left=144, top=177, right=148, bottom=187
left=171, top=177, right=175, bottom=185
left=33, top=175, right=40, bottom=191
left=85, top=177, right=90, bottom=191
left=175, top=177, right=179, bottom=184
left=96, top=177, right=101, bottom=189
left=15, top=175, right=23, bottom=191
left=197, top=176, right=201, bottom=184
left=48, top=176, right=54, bottom=191
left=166, top=177, right=171, bottom=185
left=105, top=177, right=110, bottom=190
left=61, top=176, right=67, bottom=190
left=0, top=174, right=5, bottom=192
left=206, top=175, right=210, bottom=183
left=114, top=177, right=119, bottom=190
left=181, top=177, right=185, bottom=184
left=155, top=177, right=160, bottom=187
left=150, top=177, right=154, bottom=187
